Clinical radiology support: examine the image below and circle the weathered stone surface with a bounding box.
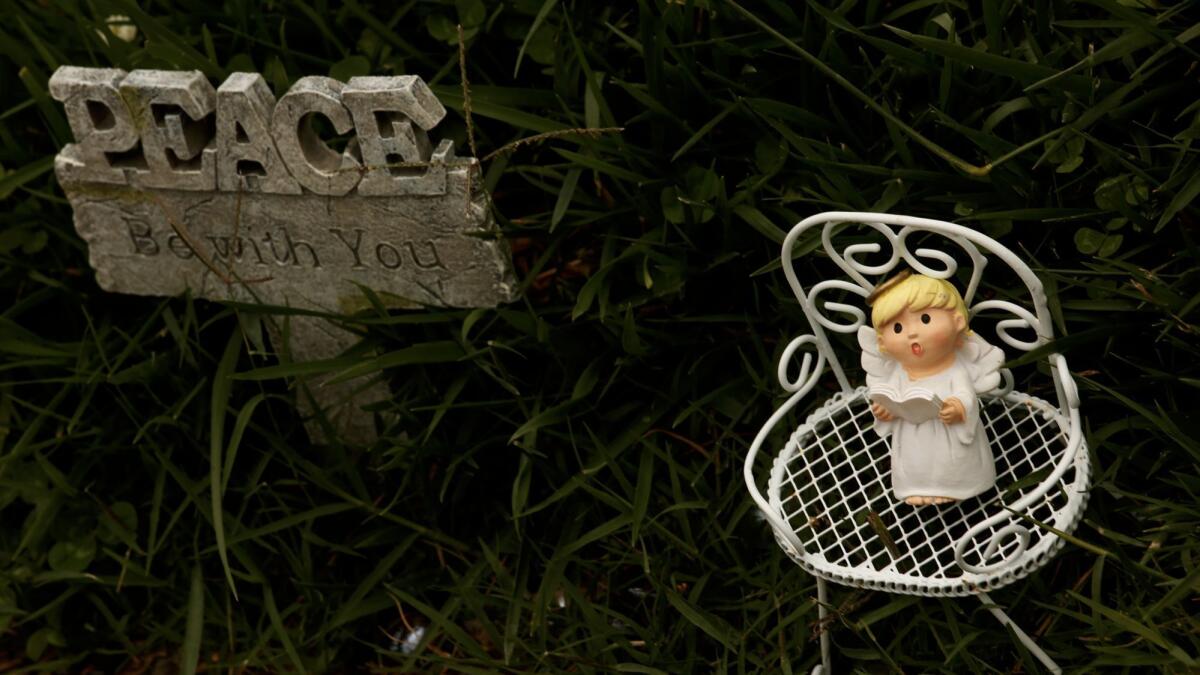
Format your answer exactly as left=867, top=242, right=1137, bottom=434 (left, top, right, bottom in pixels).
left=64, top=163, right=512, bottom=309
left=51, top=66, right=517, bottom=444
left=271, top=76, right=362, bottom=197
left=215, top=73, right=302, bottom=195
left=119, top=69, right=218, bottom=191
left=343, top=75, right=446, bottom=196
left=48, top=66, right=140, bottom=185
left=265, top=316, right=392, bottom=446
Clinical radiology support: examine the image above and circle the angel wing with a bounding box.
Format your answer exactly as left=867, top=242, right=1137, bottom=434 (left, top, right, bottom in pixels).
left=857, top=325, right=897, bottom=384
left=958, top=332, right=1006, bottom=394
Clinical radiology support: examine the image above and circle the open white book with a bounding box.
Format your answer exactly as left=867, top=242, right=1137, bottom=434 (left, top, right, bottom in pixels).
left=868, top=383, right=943, bottom=423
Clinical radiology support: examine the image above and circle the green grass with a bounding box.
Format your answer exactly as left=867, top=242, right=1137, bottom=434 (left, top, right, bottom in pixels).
left=2, top=0, right=1200, bottom=672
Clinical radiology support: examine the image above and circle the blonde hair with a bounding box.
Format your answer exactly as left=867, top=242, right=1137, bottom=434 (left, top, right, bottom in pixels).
left=870, top=273, right=970, bottom=335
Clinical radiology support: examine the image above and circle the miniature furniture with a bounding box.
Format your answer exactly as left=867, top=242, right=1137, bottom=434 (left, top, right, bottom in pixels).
left=744, top=212, right=1090, bottom=674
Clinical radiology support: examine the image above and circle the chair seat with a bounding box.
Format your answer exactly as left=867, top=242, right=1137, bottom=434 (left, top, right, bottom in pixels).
left=767, top=386, right=1090, bottom=597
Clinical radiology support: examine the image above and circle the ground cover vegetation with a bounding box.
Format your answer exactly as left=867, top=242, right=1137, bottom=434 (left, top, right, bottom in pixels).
left=1, top=0, right=1199, bottom=672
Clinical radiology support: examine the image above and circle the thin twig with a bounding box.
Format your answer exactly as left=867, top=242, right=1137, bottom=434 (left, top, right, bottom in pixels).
left=458, top=24, right=477, bottom=161
left=146, top=192, right=232, bottom=285
left=458, top=23, right=482, bottom=218
left=146, top=191, right=272, bottom=287
left=482, top=127, right=625, bottom=162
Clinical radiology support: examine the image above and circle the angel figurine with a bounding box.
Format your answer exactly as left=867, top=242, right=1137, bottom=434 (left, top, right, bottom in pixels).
left=858, top=270, right=1005, bottom=506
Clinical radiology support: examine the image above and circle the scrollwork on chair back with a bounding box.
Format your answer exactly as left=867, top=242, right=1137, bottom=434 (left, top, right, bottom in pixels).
left=781, top=212, right=1060, bottom=402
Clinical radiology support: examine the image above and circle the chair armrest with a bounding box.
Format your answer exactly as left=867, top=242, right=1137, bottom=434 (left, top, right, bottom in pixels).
left=744, top=335, right=826, bottom=552
left=954, top=394, right=1086, bottom=575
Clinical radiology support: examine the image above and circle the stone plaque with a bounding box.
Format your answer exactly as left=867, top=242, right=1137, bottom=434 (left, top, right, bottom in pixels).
left=50, top=66, right=517, bottom=443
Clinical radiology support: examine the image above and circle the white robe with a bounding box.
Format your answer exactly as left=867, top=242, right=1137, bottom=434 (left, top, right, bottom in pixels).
left=858, top=326, right=1005, bottom=501
left=870, top=359, right=995, bottom=500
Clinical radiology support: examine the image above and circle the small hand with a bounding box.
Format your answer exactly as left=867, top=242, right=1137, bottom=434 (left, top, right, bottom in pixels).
left=871, top=401, right=894, bottom=421
left=939, top=397, right=965, bottom=425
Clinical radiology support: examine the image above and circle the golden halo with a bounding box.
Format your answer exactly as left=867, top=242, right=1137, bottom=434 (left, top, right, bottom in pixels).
left=865, top=269, right=912, bottom=306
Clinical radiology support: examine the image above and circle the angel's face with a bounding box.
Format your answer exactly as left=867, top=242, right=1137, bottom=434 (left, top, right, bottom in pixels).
left=877, top=306, right=966, bottom=373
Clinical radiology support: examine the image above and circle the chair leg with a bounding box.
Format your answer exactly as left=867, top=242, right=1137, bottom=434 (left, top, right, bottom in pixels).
left=812, top=576, right=832, bottom=675
left=977, top=591, right=1061, bottom=674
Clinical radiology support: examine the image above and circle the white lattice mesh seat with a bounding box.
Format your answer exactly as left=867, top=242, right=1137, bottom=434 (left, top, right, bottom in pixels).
left=744, top=212, right=1091, bottom=673
left=768, top=387, right=1090, bottom=596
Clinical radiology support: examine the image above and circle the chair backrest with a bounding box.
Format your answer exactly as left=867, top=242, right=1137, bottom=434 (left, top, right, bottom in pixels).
left=781, top=212, right=1076, bottom=416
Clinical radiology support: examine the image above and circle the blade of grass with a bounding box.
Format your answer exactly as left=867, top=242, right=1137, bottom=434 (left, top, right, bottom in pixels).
left=671, top=99, right=740, bottom=162
left=181, top=564, right=203, bottom=675
left=551, top=167, right=581, bottom=231
left=261, top=583, right=306, bottom=671
left=514, top=0, right=559, bottom=77
left=431, top=87, right=569, bottom=133
left=726, top=0, right=989, bottom=176
left=664, top=584, right=740, bottom=653
left=1066, top=590, right=1196, bottom=665
left=220, top=392, right=265, bottom=494
left=210, top=327, right=241, bottom=600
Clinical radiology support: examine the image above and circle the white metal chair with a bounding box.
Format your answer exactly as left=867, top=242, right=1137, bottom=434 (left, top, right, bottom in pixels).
left=744, top=212, right=1091, bottom=674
